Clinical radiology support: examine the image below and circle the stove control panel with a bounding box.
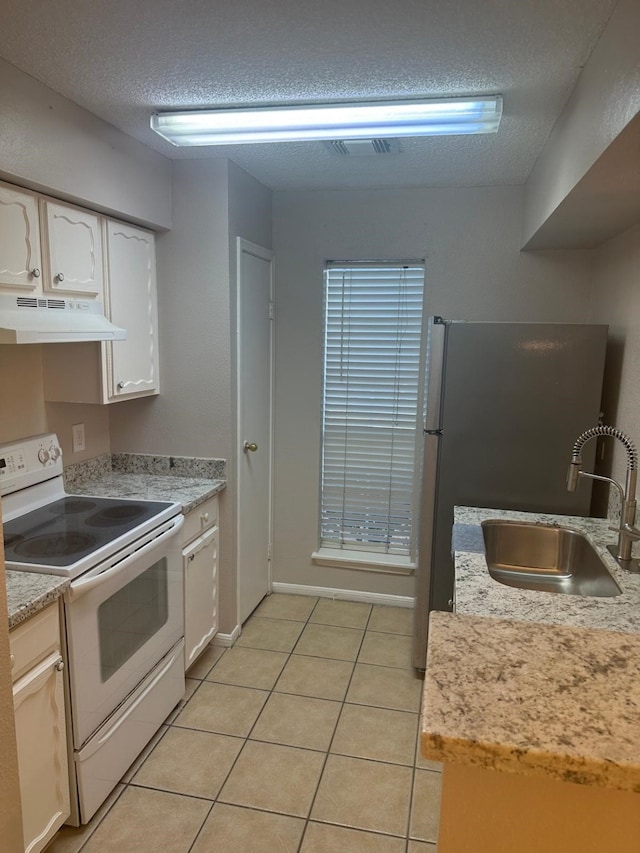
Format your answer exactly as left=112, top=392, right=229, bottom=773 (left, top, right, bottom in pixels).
left=0, top=433, right=63, bottom=496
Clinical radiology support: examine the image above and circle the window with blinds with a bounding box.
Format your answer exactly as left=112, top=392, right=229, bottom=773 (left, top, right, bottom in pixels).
left=320, top=261, right=426, bottom=561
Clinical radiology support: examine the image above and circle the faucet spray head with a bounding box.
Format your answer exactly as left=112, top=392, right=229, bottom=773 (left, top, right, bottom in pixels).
left=566, top=460, right=581, bottom=492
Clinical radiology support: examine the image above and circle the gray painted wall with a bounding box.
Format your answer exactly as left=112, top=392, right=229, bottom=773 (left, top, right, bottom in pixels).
left=589, top=221, right=640, bottom=517
left=110, top=158, right=273, bottom=635
left=271, top=185, right=595, bottom=597
left=0, top=58, right=171, bottom=229
left=523, top=0, right=640, bottom=246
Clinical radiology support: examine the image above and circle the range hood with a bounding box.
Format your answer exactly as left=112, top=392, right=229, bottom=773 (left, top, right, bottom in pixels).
left=0, top=295, right=126, bottom=344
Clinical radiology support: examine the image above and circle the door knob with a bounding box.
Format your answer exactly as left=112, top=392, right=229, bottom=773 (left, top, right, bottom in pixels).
left=243, top=441, right=258, bottom=453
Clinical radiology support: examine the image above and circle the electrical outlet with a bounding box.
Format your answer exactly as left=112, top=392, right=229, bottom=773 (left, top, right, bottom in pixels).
left=72, top=423, right=86, bottom=453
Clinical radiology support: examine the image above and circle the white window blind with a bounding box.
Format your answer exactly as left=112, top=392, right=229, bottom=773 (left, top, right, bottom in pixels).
left=320, top=261, right=425, bottom=558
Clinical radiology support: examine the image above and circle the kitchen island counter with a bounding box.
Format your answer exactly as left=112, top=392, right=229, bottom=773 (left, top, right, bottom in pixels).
left=418, top=506, right=640, bottom=852
left=420, top=610, right=640, bottom=852
left=421, top=610, right=640, bottom=792
left=453, top=505, right=640, bottom=633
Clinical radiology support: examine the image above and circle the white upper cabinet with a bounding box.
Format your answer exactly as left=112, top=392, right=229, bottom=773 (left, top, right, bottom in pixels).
left=0, top=182, right=104, bottom=300
left=43, top=219, right=160, bottom=404
left=2, top=177, right=162, bottom=405
left=41, top=199, right=103, bottom=298
left=0, top=182, right=43, bottom=293
left=104, top=220, right=159, bottom=400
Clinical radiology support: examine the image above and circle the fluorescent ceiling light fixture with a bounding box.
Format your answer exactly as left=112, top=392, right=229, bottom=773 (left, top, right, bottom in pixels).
left=150, top=96, right=503, bottom=146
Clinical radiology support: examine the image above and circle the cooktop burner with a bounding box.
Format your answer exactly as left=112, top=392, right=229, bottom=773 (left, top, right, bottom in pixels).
left=85, top=505, right=146, bottom=527
left=3, top=495, right=175, bottom=568
left=15, top=532, right=98, bottom=559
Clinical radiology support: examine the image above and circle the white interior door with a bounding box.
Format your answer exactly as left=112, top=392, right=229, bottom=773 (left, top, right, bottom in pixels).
left=237, top=239, right=273, bottom=624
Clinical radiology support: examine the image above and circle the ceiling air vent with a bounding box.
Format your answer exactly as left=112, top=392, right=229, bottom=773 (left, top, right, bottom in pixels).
left=325, top=139, right=401, bottom=156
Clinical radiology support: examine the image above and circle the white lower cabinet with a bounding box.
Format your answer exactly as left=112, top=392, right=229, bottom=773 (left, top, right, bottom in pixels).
left=10, top=604, right=70, bottom=853
left=183, top=497, right=219, bottom=671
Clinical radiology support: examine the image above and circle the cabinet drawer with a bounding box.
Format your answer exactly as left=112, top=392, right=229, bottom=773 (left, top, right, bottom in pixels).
left=10, top=603, right=61, bottom=683
left=182, top=496, right=219, bottom=545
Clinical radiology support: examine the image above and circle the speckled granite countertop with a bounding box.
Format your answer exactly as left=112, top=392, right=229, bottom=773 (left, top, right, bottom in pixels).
left=6, top=570, right=70, bottom=629
left=70, top=472, right=225, bottom=514
left=63, top=451, right=226, bottom=514
left=421, top=611, right=640, bottom=792
left=453, top=506, right=640, bottom=633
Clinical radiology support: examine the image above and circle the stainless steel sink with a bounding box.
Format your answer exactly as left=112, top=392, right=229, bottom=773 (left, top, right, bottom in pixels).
left=481, top=520, right=622, bottom=597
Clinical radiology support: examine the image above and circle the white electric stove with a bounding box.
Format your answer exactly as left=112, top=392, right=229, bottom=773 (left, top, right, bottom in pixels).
left=1, top=434, right=186, bottom=825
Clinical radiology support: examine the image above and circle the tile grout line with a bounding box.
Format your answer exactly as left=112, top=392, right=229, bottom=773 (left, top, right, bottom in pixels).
left=185, top=595, right=322, bottom=853
left=72, top=784, right=127, bottom=853
left=296, top=600, right=375, bottom=852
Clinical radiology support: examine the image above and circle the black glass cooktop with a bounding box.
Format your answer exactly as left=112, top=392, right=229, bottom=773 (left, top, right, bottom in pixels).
left=3, top=496, right=174, bottom=567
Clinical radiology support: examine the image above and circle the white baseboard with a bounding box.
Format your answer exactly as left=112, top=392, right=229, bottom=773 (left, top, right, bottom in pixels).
left=213, top=625, right=241, bottom=647
left=271, top=582, right=415, bottom=609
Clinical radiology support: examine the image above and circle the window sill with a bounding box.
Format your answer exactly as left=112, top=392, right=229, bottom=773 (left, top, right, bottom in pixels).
left=311, top=548, right=416, bottom=575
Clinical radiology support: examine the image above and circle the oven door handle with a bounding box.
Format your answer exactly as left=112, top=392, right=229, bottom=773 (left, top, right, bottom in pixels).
left=68, top=515, right=184, bottom=601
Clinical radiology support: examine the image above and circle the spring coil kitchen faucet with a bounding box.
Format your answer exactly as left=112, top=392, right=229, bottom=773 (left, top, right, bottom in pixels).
left=567, top=425, right=640, bottom=572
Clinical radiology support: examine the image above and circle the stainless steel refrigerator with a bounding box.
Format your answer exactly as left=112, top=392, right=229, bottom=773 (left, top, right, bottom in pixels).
left=412, top=317, right=608, bottom=669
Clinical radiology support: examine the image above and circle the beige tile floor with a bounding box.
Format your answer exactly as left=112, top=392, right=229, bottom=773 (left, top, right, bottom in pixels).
left=48, top=595, right=441, bottom=853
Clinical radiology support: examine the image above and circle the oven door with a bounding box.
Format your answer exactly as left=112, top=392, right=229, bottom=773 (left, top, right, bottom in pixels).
left=64, top=514, right=184, bottom=749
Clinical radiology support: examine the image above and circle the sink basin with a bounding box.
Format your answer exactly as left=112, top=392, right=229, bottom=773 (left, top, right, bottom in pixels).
left=481, top=520, right=622, bottom=597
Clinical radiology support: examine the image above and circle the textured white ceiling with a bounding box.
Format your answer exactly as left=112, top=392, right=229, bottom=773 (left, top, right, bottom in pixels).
left=0, top=0, right=617, bottom=191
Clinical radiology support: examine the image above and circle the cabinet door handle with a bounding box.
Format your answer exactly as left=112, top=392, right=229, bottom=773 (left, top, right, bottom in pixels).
left=188, top=553, right=195, bottom=562
left=244, top=441, right=258, bottom=453
left=55, top=659, right=65, bottom=672
left=55, top=272, right=65, bottom=282
left=31, top=268, right=41, bottom=278
left=117, top=382, right=125, bottom=390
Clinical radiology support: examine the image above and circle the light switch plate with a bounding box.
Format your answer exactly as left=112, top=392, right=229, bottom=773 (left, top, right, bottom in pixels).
left=72, top=423, right=85, bottom=453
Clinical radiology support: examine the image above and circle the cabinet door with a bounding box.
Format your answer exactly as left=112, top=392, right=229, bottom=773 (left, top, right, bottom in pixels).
left=184, top=526, right=219, bottom=672
left=0, top=183, right=43, bottom=293
left=13, top=652, right=70, bottom=853
left=42, top=200, right=103, bottom=297
left=105, top=220, right=160, bottom=399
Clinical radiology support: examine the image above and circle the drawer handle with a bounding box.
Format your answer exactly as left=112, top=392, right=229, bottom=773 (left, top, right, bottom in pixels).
left=10, top=653, right=15, bottom=669
left=201, top=512, right=209, bottom=524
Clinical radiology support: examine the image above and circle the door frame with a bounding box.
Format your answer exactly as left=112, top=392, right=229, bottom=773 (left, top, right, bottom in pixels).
left=235, top=237, right=274, bottom=626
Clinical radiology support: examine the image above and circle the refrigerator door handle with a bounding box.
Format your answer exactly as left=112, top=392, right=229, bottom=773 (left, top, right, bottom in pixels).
left=424, top=317, right=447, bottom=433
left=412, top=431, right=441, bottom=670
